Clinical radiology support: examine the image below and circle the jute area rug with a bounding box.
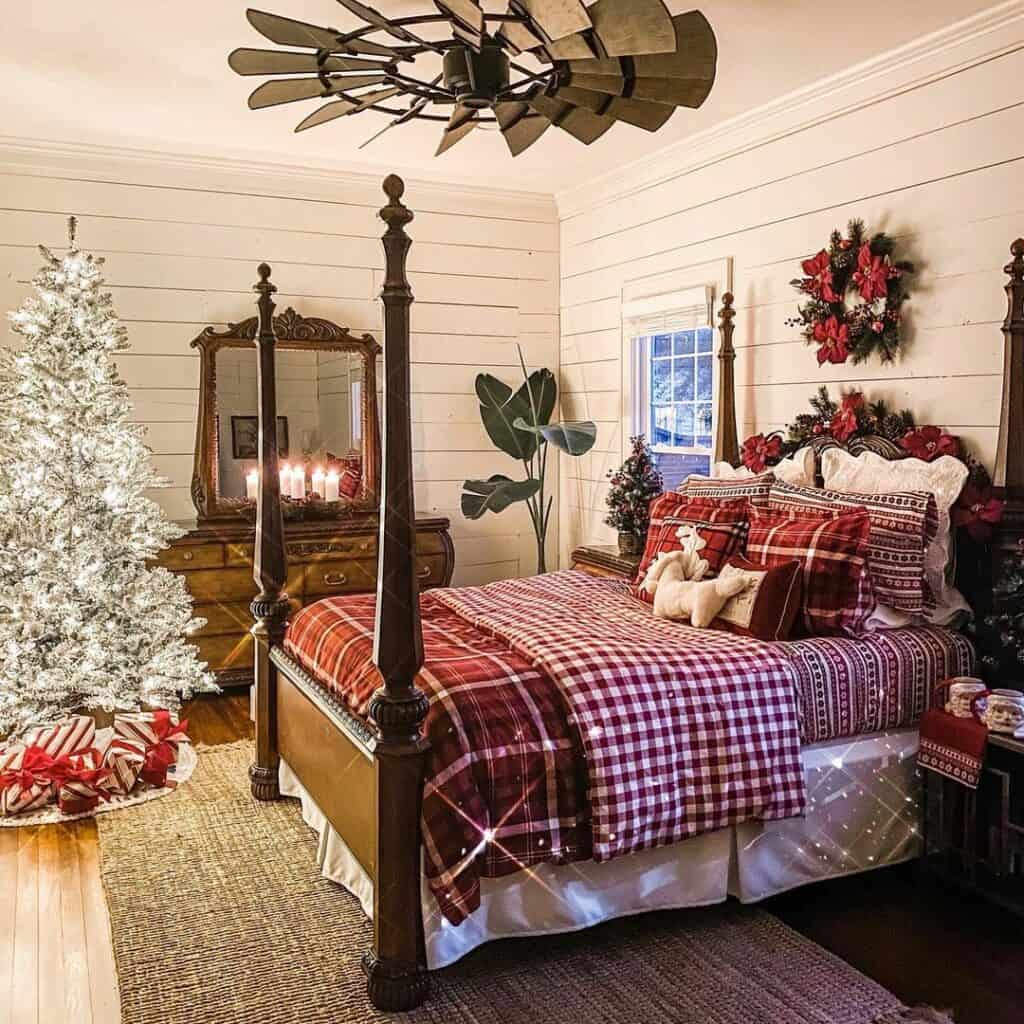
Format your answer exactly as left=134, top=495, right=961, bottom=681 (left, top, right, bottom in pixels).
left=97, top=741, right=948, bottom=1024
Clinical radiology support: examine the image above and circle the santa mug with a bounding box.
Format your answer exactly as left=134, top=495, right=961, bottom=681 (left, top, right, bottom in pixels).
left=977, top=689, right=1024, bottom=734
left=935, top=677, right=988, bottom=719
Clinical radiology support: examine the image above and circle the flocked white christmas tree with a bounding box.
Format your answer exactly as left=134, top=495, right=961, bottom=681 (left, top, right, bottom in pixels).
left=0, top=220, right=216, bottom=737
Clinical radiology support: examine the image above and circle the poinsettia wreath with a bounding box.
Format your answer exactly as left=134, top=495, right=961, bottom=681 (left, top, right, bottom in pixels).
left=788, top=220, right=914, bottom=365
left=740, top=386, right=1004, bottom=541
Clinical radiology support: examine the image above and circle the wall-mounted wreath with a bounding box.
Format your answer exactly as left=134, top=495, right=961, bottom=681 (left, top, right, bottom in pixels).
left=788, top=220, right=914, bottom=365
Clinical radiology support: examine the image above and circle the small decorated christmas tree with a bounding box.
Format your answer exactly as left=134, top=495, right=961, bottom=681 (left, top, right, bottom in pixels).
left=605, top=435, right=662, bottom=553
left=0, top=221, right=216, bottom=737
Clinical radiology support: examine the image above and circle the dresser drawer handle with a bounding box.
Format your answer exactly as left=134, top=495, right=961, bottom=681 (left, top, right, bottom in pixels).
left=323, top=572, right=348, bottom=587
left=183, top=551, right=194, bottom=562
left=417, top=565, right=431, bottom=580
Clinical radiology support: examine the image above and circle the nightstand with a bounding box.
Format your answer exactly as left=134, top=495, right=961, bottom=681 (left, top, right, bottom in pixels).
left=570, top=544, right=641, bottom=581
left=922, top=731, right=1024, bottom=916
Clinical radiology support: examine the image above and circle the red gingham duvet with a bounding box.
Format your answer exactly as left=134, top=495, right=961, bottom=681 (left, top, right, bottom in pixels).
left=284, top=571, right=806, bottom=925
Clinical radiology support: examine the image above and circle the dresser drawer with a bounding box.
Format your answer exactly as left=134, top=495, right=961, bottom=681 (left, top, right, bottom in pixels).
left=304, top=557, right=378, bottom=597
left=194, top=632, right=255, bottom=671
left=182, top=566, right=303, bottom=603
left=156, top=542, right=224, bottom=571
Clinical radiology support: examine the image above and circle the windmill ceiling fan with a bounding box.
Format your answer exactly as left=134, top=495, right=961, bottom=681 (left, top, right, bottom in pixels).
left=228, top=1, right=717, bottom=156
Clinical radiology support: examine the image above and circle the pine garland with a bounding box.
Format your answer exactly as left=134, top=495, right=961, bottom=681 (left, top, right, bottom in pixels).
left=605, top=435, right=662, bottom=539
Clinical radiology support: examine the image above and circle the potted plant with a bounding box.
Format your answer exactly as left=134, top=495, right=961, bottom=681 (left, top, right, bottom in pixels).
left=605, top=435, right=663, bottom=555
left=461, top=349, right=596, bottom=575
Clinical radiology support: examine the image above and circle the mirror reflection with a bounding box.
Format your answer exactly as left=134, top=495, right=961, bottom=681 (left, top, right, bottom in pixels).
left=216, top=347, right=367, bottom=503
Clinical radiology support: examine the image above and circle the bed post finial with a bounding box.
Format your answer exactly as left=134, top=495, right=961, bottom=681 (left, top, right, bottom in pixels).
left=994, top=239, right=1024, bottom=499
left=364, top=174, right=431, bottom=1012
left=249, top=261, right=289, bottom=803
left=713, top=292, right=739, bottom=466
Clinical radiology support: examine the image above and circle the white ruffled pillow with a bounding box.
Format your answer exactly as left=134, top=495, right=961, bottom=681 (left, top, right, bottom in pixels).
left=821, top=448, right=969, bottom=627
left=713, top=446, right=816, bottom=488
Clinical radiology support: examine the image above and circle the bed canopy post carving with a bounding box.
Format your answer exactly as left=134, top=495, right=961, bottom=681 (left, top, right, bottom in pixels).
left=714, top=292, right=739, bottom=466
left=994, top=240, right=1024, bottom=500
left=248, top=263, right=289, bottom=802
left=363, top=175, right=431, bottom=1012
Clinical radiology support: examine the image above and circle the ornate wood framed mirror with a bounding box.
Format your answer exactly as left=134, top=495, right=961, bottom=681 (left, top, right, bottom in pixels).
left=190, top=307, right=381, bottom=522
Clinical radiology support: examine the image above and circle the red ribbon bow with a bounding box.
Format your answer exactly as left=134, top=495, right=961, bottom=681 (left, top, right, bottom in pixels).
left=61, top=749, right=113, bottom=800
left=139, top=712, right=189, bottom=789
left=0, top=745, right=62, bottom=792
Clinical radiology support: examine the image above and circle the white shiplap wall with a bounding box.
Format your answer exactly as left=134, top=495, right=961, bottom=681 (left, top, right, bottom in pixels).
left=0, top=143, right=559, bottom=585
left=555, top=3, right=1024, bottom=564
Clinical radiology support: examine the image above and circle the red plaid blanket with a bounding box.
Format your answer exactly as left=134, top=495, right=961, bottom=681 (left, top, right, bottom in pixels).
left=284, top=572, right=807, bottom=925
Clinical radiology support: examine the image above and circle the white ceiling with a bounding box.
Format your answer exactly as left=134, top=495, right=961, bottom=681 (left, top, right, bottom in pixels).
left=2, top=0, right=983, bottom=194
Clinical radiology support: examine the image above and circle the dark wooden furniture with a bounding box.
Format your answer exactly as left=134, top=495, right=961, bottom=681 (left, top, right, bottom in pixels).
left=245, top=179, right=1024, bottom=1013
left=571, top=544, right=641, bottom=581
left=154, top=517, right=453, bottom=688
left=923, top=731, right=1024, bottom=917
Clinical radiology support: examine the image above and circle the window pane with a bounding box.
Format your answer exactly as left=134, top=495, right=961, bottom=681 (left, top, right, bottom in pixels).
left=652, top=333, right=672, bottom=357
left=675, top=405, right=694, bottom=448
left=651, top=405, right=673, bottom=446
left=697, top=326, right=714, bottom=353
left=697, top=354, right=713, bottom=400
left=695, top=403, right=712, bottom=448
left=673, top=330, right=695, bottom=355
left=673, top=357, right=694, bottom=402
left=651, top=358, right=671, bottom=403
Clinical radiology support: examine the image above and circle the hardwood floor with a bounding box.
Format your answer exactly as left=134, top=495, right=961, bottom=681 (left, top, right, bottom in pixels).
left=1, top=693, right=1019, bottom=1024
left=0, top=694, right=251, bottom=1024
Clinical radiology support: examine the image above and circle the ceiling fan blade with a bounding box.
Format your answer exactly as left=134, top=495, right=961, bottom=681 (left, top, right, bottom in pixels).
left=587, top=0, right=675, bottom=57
left=630, top=12, right=717, bottom=106
left=248, top=74, right=387, bottom=109
left=435, top=0, right=484, bottom=34
left=294, top=99, right=358, bottom=131
left=229, top=47, right=390, bottom=75
left=333, top=36, right=411, bottom=59
left=358, top=75, right=440, bottom=148
left=436, top=118, right=477, bottom=156
left=555, top=86, right=674, bottom=132
left=566, top=71, right=710, bottom=107
left=335, top=0, right=442, bottom=49
left=515, top=0, right=591, bottom=42
left=447, top=102, right=478, bottom=132
left=529, top=93, right=613, bottom=145
left=246, top=9, right=341, bottom=49
left=495, top=100, right=551, bottom=156
left=545, top=33, right=598, bottom=60
left=496, top=11, right=545, bottom=54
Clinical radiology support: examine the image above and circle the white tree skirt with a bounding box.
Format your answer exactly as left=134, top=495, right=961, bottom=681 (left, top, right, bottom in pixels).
left=0, top=729, right=197, bottom=828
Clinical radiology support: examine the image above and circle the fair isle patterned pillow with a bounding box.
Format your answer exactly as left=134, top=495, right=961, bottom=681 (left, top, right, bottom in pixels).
left=631, top=493, right=750, bottom=604
left=680, top=472, right=775, bottom=508
left=746, top=507, right=874, bottom=636
left=767, top=480, right=937, bottom=616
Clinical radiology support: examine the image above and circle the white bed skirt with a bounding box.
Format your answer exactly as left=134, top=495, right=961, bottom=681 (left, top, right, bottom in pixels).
left=279, top=728, right=921, bottom=970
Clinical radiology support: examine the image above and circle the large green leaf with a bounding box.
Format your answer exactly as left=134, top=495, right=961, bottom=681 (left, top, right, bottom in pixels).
left=512, top=417, right=598, bottom=456
left=475, top=368, right=556, bottom=461
left=461, top=474, right=541, bottom=519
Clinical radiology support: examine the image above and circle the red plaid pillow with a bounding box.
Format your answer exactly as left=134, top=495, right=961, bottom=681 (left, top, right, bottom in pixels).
left=679, top=472, right=775, bottom=508
left=632, top=493, right=749, bottom=603
left=768, top=480, right=937, bottom=615
left=746, top=507, right=874, bottom=636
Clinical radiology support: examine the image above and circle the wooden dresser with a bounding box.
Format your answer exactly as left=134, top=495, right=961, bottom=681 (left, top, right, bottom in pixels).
left=571, top=543, right=641, bottom=581
left=156, top=514, right=453, bottom=687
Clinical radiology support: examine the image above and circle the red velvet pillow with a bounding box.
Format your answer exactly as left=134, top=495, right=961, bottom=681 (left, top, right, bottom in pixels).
left=745, top=507, right=874, bottom=636
left=632, top=493, right=750, bottom=603
left=712, top=555, right=802, bottom=641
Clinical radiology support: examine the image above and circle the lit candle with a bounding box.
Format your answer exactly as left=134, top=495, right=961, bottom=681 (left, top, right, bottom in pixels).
left=280, top=463, right=292, bottom=497
left=324, top=470, right=340, bottom=503
left=245, top=469, right=258, bottom=501
left=312, top=467, right=326, bottom=499
left=291, top=464, right=307, bottom=500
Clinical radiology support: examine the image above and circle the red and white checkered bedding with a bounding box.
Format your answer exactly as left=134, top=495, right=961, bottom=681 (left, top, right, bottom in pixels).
left=283, top=571, right=970, bottom=926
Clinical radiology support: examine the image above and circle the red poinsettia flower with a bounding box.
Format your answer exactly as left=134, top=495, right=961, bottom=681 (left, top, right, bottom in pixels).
left=800, top=249, right=839, bottom=302
left=901, top=425, right=960, bottom=462
left=740, top=433, right=782, bottom=473
left=852, top=243, right=890, bottom=303
left=953, top=483, right=1005, bottom=542
left=813, top=315, right=851, bottom=365
left=829, top=391, right=864, bottom=443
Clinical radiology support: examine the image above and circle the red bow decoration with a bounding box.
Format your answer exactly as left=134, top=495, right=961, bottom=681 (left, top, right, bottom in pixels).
left=0, top=745, right=63, bottom=792
left=61, top=750, right=113, bottom=796
left=138, top=712, right=189, bottom=789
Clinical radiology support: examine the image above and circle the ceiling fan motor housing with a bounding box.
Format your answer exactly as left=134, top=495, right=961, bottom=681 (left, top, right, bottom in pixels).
left=443, top=42, right=510, bottom=108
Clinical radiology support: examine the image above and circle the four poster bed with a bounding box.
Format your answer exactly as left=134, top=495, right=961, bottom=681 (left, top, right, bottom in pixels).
left=245, top=174, right=1024, bottom=1011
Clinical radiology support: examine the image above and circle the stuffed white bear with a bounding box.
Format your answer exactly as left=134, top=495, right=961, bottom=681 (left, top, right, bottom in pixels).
left=640, top=525, right=748, bottom=627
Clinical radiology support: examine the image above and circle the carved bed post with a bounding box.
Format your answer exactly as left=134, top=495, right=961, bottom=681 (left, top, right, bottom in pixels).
left=363, top=175, right=431, bottom=1011
left=248, top=263, right=290, bottom=802
left=713, top=292, right=739, bottom=465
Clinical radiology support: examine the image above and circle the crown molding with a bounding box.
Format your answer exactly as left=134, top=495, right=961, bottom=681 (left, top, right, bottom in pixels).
left=556, top=0, right=1024, bottom=221
left=0, top=135, right=557, bottom=217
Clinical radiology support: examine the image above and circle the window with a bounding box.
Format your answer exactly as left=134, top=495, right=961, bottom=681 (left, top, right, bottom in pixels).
left=626, top=286, right=716, bottom=488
